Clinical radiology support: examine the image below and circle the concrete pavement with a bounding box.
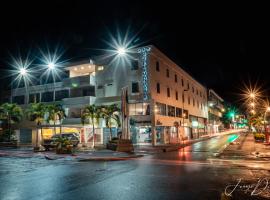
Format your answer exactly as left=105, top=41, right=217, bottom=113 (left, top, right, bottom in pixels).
left=135, top=129, right=244, bottom=154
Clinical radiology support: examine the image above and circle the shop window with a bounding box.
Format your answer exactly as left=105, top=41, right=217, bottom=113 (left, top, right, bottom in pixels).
left=167, top=105, right=175, bottom=117
left=129, top=103, right=150, bottom=116
left=155, top=102, right=166, bottom=115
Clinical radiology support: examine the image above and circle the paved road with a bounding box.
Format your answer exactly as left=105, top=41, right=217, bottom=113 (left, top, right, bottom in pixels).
left=0, top=132, right=268, bottom=200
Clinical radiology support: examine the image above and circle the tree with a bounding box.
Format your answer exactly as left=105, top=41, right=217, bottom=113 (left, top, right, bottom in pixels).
left=100, top=104, right=120, bottom=140
left=47, top=104, right=66, bottom=135
left=81, top=105, right=101, bottom=148
left=25, top=103, right=46, bottom=146
left=0, top=103, right=23, bottom=141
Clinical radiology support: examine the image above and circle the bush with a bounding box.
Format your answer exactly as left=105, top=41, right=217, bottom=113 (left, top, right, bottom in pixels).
left=0, top=129, right=15, bottom=142
left=254, top=133, right=265, bottom=141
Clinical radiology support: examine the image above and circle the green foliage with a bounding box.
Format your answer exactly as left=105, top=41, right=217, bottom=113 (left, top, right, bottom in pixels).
left=46, top=104, right=66, bottom=124
left=0, top=103, right=23, bottom=141
left=25, top=103, right=46, bottom=126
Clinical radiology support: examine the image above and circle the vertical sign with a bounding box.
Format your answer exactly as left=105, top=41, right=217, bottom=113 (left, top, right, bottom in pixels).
left=138, top=46, right=151, bottom=101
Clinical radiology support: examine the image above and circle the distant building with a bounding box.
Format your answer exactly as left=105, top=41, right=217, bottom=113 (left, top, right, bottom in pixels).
left=207, top=89, right=225, bottom=133
left=9, top=45, right=208, bottom=146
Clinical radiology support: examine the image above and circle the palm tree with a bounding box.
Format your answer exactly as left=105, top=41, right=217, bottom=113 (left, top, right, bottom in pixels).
left=25, top=103, right=46, bottom=146
left=100, top=104, right=120, bottom=140
left=0, top=103, right=23, bottom=141
left=47, top=104, right=66, bottom=135
left=81, top=105, right=101, bottom=148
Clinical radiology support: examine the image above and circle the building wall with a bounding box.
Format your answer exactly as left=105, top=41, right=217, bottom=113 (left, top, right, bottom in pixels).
left=148, top=47, right=208, bottom=127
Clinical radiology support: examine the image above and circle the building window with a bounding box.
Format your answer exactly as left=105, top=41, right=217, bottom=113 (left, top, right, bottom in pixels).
left=200, top=91, right=202, bottom=97
left=182, top=79, right=184, bottom=87
left=167, top=105, right=175, bottom=117
left=97, top=66, right=104, bottom=71
left=192, top=87, right=194, bottom=93
left=166, top=69, right=169, bottom=77
left=12, top=95, right=25, bottom=105
left=29, top=93, right=40, bottom=103
left=83, top=86, right=95, bottom=96
left=196, top=89, right=198, bottom=95
left=131, top=60, right=139, bottom=70
left=132, top=82, right=139, bottom=93
left=129, top=103, right=150, bottom=115
left=183, top=110, right=189, bottom=119
left=176, top=91, right=178, bottom=100
left=156, top=61, right=160, bottom=71
left=156, top=83, right=160, bottom=93
left=156, top=102, right=166, bottom=115
left=176, top=107, right=182, bottom=118
left=41, top=92, right=54, bottom=102
left=182, top=93, right=185, bottom=103
left=55, top=90, right=69, bottom=101
left=188, top=96, right=190, bottom=105
left=193, top=98, right=195, bottom=107
left=167, top=87, right=170, bottom=97
left=201, top=102, right=203, bottom=109
left=187, top=82, right=190, bottom=90
left=175, top=74, right=177, bottom=83
left=197, top=101, right=199, bottom=108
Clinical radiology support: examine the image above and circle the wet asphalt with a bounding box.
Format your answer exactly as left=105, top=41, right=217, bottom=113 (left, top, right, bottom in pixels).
left=1, top=132, right=266, bottom=200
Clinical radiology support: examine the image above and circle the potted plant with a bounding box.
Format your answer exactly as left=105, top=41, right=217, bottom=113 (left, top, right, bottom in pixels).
left=254, top=133, right=265, bottom=142
left=55, top=137, right=73, bottom=154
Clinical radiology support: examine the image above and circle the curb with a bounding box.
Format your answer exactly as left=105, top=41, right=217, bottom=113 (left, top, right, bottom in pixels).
left=77, top=154, right=144, bottom=162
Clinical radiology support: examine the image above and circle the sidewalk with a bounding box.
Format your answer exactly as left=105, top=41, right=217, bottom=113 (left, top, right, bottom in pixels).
left=220, top=132, right=270, bottom=160
left=0, top=148, right=143, bottom=161
left=135, top=129, right=244, bottom=154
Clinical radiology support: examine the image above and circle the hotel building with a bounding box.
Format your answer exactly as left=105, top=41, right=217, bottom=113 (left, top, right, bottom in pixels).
left=10, top=45, right=208, bottom=146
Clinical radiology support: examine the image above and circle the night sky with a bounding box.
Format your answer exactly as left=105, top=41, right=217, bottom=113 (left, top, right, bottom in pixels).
left=0, top=1, right=269, bottom=105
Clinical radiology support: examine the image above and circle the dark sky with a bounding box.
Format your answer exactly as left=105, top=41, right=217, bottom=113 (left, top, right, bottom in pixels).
left=0, top=1, right=269, bottom=105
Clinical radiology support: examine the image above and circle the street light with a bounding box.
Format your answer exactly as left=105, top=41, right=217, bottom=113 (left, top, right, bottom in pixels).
left=48, top=62, right=55, bottom=70
left=264, top=106, right=270, bottom=135
left=117, top=47, right=127, bottom=56
left=250, top=102, right=255, bottom=107
left=250, top=93, right=255, bottom=98
left=19, top=68, right=27, bottom=76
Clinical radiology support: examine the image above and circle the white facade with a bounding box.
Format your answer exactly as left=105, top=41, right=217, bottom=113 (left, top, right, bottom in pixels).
left=11, top=45, right=209, bottom=146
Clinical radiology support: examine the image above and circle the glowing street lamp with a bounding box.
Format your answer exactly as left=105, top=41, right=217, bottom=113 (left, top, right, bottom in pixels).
left=19, top=68, right=27, bottom=76
left=117, top=47, right=127, bottom=56
left=250, top=102, right=255, bottom=107
left=250, top=93, right=255, bottom=98
left=47, top=62, right=55, bottom=70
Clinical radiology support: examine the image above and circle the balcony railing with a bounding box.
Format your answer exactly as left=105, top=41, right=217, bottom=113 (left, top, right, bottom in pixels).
left=62, top=75, right=95, bottom=87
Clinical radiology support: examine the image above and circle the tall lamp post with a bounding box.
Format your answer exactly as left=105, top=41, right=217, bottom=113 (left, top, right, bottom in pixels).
left=181, top=89, right=188, bottom=141
left=263, top=107, right=270, bottom=137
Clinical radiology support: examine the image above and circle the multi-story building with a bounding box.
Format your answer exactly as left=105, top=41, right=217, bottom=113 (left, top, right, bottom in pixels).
left=207, top=89, right=225, bottom=133
left=10, top=45, right=208, bottom=146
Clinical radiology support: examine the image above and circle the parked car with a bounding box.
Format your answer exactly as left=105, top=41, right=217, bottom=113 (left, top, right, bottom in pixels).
left=42, top=133, right=80, bottom=151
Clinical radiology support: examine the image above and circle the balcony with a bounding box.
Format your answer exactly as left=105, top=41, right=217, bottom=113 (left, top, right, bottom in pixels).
left=62, top=75, right=95, bottom=88
left=62, top=96, right=96, bottom=107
